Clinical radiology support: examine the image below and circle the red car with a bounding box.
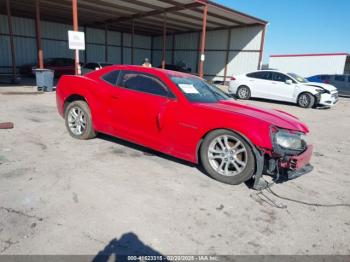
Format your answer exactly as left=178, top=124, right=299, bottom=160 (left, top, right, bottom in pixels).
left=56, top=65, right=313, bottom=188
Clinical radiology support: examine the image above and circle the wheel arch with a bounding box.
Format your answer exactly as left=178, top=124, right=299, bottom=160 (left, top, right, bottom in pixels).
left=236, top=84, right=252, bottom=97
left=64, top=94, right=89, bottom=115
left=196, top=127, right=257, bottom=164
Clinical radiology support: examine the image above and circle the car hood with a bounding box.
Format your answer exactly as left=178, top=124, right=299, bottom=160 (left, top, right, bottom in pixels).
left=198, top=100, right=309, bottom=133
left=303, top=82, right=337, bottom=92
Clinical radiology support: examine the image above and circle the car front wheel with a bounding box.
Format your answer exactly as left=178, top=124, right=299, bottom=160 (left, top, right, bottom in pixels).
left=65, top=101, right=96, bottom=140
left=200, top=130, right=255, bottom=185
left=297, top=93, right=315, bottom=108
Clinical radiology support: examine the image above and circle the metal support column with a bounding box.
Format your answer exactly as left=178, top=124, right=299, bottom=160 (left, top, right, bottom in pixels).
left=257, top=25, right=266, bottom=70
left=198, top=4, right=208, bottom=78
left=35, top=0, right=44, bottom=69
left=121, top=32, right=124, bottom=64
left=171, top=34, right=175, bottom=65
left=72, top=0, right=80, bottom=75
left=223, top=28, right=231, bottom=85
left=105, top=24, right=108, bottom=62
left=131, top=20, right=135, bottom=64
left=161, top=13, right=167, bottom=69
left=6, top=0, right=16, bottom=79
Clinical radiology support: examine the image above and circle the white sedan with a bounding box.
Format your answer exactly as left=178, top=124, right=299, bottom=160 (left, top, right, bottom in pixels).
left=229, top=70, right=338, bottom=108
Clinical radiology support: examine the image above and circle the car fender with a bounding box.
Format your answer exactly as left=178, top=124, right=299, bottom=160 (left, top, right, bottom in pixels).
left=295, top=84, right=321, bottom=96
left=56, top=75, right=105, bottom=130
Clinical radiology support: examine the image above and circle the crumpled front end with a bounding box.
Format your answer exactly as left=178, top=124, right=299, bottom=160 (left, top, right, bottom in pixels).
left=253, top=126, right=314, bottom=190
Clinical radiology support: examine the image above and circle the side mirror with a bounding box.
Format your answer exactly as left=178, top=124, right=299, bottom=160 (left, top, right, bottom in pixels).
left=286, top=79, right=293, bottom=85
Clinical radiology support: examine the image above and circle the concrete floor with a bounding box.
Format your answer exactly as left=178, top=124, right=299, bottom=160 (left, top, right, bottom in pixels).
left=0, top=84, right=350, bottom=256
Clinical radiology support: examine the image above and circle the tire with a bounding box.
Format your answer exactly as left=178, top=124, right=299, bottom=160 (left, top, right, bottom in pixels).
left=65, top=100, right=96, bottom=140
left=200, top=129, right=255, bottom=185
left=236, top=86, right=251, bottom=100
left=297, top=93, right=315, bottom=108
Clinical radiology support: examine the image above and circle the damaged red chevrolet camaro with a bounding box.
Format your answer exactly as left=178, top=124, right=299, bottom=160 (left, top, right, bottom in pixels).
left=56, top=65, right=313, bottom=189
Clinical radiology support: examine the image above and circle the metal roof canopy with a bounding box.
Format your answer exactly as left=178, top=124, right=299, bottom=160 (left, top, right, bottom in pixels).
left=1, top=0, right=267, bottom=36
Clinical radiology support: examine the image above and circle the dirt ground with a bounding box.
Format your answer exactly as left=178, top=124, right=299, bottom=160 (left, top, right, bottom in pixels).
left=0, top=83, right=350, bottom=256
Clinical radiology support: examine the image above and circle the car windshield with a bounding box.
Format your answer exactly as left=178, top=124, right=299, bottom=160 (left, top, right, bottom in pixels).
left=287, top=73, right=309, bottom=83
left=171, top=76, right=231, bottom=103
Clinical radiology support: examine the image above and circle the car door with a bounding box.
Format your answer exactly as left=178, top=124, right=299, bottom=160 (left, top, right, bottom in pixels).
left=332, top=75, right=346, bottom=95
left=109, top=70, right=177, bottom=152
left=269, top=72, right=297, bottom=102
left=245, top=71, right=272, bottom=98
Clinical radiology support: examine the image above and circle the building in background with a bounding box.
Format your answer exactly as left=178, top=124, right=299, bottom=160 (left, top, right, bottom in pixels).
left=269, top=53, right=350, bottom=77
left=0, top=0, right=268, bottom=84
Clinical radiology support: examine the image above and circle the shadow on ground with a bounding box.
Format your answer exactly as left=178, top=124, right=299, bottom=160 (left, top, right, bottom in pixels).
left=98, top=133, right=255, bottom=189
left=92, top=232, right=164, bottom=262
left=98, top=133, right=207, bottom=174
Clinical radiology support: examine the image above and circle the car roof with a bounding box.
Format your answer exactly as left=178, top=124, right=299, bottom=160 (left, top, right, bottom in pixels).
left=106, top=65, right=195, bottom=78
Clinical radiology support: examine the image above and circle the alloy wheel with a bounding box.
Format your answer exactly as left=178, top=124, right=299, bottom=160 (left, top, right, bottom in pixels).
left=67, top=107, right=87, bottom=136
left=208, top=135, right=248, bottom=177
left=238, top=87, right=249, bottom=99
left=299, top=94, right=310, bottom=107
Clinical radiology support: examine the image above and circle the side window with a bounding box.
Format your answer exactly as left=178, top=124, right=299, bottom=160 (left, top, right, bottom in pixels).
left=348, top=76, right=350, bottom=83
left=102, top=70, right=120, bottom=86
left=118, top=71, right=174, bottom=98
left=246, top=71, right=271, bottom=80
left=335, top=75, right=345, bottom=81
left=272, top=72, right=290, bottom=82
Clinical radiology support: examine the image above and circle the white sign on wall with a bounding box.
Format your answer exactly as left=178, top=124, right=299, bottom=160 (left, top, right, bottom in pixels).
left=68, top=31, right=85, bottom=50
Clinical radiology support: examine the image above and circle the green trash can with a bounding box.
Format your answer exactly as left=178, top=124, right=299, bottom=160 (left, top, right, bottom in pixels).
left=34, top=69, right=54, bottom=92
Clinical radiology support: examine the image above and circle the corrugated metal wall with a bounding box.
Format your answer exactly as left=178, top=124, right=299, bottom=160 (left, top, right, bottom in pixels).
left=1, top=14, right=263, bottom=80
left=152, top=26, right=263, bottom=81
left=0, top=14, right=152, bottom=72
left=269, top=55, right=348, bottom=77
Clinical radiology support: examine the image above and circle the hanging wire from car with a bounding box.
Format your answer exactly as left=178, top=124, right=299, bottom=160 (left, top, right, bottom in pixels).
left=252, top=163, right=350, bottom=209
left=253, top=178, right=350, bottom=209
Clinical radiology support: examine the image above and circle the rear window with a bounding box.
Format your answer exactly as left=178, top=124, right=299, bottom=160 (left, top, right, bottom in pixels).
left=246, top=71, right=271, bottom=80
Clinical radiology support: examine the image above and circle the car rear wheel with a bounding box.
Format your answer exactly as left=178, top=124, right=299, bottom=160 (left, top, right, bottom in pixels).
left=65, top=101, right=96, bottom=140
left=200, top=130, right=255, bottom=185
left=297, top=93, right=315, bottom=108
left=237, top=86, right=251, bottom=100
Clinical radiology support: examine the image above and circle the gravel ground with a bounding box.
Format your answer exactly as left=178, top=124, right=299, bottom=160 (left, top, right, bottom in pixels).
left=0, top=84, right=349, bottom=256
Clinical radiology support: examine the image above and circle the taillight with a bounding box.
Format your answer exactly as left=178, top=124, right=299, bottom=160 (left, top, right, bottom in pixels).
left=230, top=76, right=236, bottom=80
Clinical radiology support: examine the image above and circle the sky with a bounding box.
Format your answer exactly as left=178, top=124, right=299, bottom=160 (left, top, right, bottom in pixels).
left=215, top=0, right=350, bottom=63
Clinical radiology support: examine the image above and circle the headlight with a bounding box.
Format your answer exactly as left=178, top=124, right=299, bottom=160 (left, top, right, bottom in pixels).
left=315, top=88, right=330, bottom=94
left=315, top=88, right=326, bottom=93
left=273, top=129, right=307, bottom=153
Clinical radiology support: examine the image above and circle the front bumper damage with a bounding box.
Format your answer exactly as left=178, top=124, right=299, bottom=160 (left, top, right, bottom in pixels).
left=316, top=92, right=339, bottom=107
left=252, top=145, right=314, bottom=190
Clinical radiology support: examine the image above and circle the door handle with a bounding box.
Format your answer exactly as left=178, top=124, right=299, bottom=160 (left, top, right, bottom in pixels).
left=111, top=95, right=119, bottom=99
